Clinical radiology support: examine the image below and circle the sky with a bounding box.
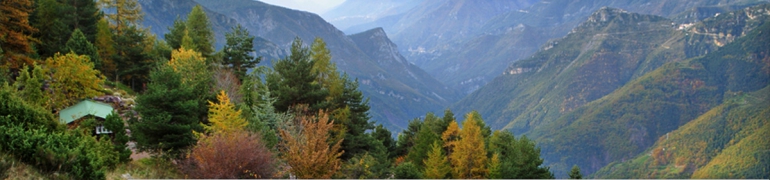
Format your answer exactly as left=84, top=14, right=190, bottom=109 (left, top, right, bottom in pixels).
left=258, top=0, right=346, bottom=14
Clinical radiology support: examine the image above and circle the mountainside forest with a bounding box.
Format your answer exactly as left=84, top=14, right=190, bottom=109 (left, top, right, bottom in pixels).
left=0, top=0, right=768, bottom=179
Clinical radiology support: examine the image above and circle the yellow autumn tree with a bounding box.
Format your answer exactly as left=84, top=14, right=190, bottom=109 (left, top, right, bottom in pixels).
left=168, top=47, right=210, bottom=86
left=423, top=141, right=451, bottom=179
left=44, top=53, right=105, bottom=110
left=203, top=90, right=247, bottom=134
left=442, top=120, right=460, bottom=154
left=449, top=111, right=488, bottom=179
left=279, top=110, right=344, bottom=178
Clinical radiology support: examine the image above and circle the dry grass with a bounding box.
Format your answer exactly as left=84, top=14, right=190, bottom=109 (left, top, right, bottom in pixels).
left=106, top=157, right=182, bottom=180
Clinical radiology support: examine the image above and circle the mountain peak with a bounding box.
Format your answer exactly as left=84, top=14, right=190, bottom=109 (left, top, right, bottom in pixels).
left=587, top=7, right=631, bottom=23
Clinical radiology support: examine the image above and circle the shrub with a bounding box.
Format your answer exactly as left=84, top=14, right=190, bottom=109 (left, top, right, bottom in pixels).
left=180, top=130, right=275, bottom=178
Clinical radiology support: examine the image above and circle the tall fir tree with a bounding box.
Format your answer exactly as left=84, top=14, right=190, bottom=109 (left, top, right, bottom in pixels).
left=569, top=165, right=582, bottom=179
left=267, top=37, right=328, bottom=112
left=164, top=16, right=186, bottom=50
left=61, top=0, right=101, bottom=42
left=65, top=29, right=100, bottom=69
left=0, top=0, right=38, bottom=70
left=104, top=112, right=131, bottom=162
left=129, top=65, right=204, bottom=156
left=185, top=5, right=214, bottom=58
left=407, top=120, right=439, bottom=168
left=222, top=24, right=260, bottom=81
left=31, top=0, right=70, bottom=59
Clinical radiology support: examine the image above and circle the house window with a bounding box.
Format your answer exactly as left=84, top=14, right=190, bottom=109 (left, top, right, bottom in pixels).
left=96, top=125, right=113, bottom=135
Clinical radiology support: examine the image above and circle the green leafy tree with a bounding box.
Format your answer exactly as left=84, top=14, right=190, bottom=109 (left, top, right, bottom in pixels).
left=129, top=65, right=204, bottom=156
left=423, top=141, right=451, bottom=179
left=185, top=5, right=214, bottom=58
left=222, top=24, right=260, bottom=80
left=267, top=37, right=328, bottom=112
left=104, top=112, right=131, bottom=162
left=164, top=16, right=186, bottom=50
left=65, top=29, right=101, bottom=69
left=43, top=53, right=104, bottom=110
left=394, top=162, right=423, bottom=179
left=569, top=165, right=582, bottom=179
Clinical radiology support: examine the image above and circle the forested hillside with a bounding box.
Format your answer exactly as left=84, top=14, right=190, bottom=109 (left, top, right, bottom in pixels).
left=0, top=0, right=551, bottom=179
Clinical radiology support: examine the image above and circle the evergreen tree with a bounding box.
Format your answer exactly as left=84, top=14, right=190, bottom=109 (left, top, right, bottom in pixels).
left=129, top=65, right=204, bottom=156
left=104, top=112, right=131, bottom=162
left=267, top=37, right=328, bottom=112
left=395, top=118, right=422, bottom=157
left=394, top=162, right=423, bottom=179
left=423, top=141, right=451, bottom=179
left=334, top=75, right=378, bottom=160
left=407, top=120, right=439, bottom=168
left=222, top=24, right=260, bottom=80
left=0, top=0, right=37, bottom=70
left=489, top=130, right=554, bottom=179
left=488, top=153, right=502, bottom=179
left=569, top=165, right=582, bottom=179
left=112, top=25, right=152, bottom=90
left=164, top=16, right=186, bottom=50
left=65, top=29, right=100, bottom=69
left=62, top=0, right=101, bottom=42
left=31, top=0, right=70, bottom=59
left=185, top=5, right=214, bottom=57
left=372, top=124, right=397, bottom=158
left=14, top=65, right=47, bottom=108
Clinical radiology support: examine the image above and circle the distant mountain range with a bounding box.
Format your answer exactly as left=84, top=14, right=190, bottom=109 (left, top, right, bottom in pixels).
left=139, top=0, right=461, bottom=131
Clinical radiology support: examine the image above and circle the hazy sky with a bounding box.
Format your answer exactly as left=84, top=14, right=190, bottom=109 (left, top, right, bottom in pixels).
left=259, top=0, right=346, bottom=14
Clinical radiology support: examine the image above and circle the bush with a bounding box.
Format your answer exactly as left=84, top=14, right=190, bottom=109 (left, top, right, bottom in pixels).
left=180, top=130, right=275, bottom=178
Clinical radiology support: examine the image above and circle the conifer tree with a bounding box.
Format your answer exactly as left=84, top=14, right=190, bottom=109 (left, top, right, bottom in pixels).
left=95, top=18, right=116, bottom=77
left=164, top=16, right=186, bottom=50
left=65, top=29, right=101, bottom=69
left=0, top=0, right=37, bottom=70
left=279, top=111, right=343, bottom=178
left=203, top=90, right=248, bottom=134
left=569, top=165, right=582, bottom=179
left=423, top=141, right=451, bottom=179
left=99, top=0, right=143, bottom=36
left=311, top=37, right=343, bottom=99
left=442, top=120, right=460, bottom=154
left=104, top=112, right=131, bottom=162
left=185, top=5, right=214, bottom=57
left=407, top=121, right=439, bottom=167
left=450, top=111, right=488, bottom=178
left=488, top=153, right=502, bottom=179
left=223, top=24, right=260, bottom=80
left=14, top=65, right=47, bottom=108
left=62, top=0, right=102, bottom=42
left=129, top=65, right=203, bottom=155
left=31, top=0, right=70, bottom=59
left=267, top=37, right=328, bottom=112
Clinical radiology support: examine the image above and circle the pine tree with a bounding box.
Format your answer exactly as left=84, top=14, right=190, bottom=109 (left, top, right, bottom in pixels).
left=185, top=5, right=214, bottom=57
left=31, top=0, right=70, bottom=59
left=14, top=65, right=47, bottom=108
left=203, top=90, right=248, bottom=134
left=407, top=121, right=439, bottom=168
left=423, top=141, right=451, bottom=179
left=267, top=37, right=328, bottom=112
left=395, top=118, right=422, bottom=157
left=104, top=112, right=131, bottom=162
left=0, top=0, right=37, bottom=70
left=489, top=130, right=554, bottom=179
left=62, top=0, right=101, bottom=42
left=65, top=29, right=100, bottom=69
left=569, top=165, right=582, bottom=179
left=488, top=153, right=502, bottom=179
left=372, top=124, right=396, bottom=158
left=164, top=16, right=186, bottom=50
left=279, top=111, right=343, bottom=178
left=450, top=111, right=488, bottom=178
left=129, top=65, right=204, bottom=156
left=223, top=24, right=260, bottom=80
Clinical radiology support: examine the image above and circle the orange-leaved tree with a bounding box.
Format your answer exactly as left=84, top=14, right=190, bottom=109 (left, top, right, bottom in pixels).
left=0, top=0, right=37, bottom=70
left=449, top=111, right=488, bottom=178
left=279, top=110, right=343, bottom=178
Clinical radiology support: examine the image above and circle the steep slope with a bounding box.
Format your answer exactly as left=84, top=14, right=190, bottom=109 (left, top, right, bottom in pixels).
left=191, top=0, right=459, bottom=130
left=322, top=0, right=422, bottom=30
left=589, top=20, right=770, bottom=179
left=348, top=28, right=460, bottom=127
left=453, top=4, right=770, bottom=176
left=419, top=0, right=766, bottom=94
left=138, top=0, right=285, bottom=60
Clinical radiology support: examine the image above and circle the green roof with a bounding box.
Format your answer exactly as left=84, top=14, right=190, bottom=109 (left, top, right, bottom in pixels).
left=59, top=100, right=115, bottom=124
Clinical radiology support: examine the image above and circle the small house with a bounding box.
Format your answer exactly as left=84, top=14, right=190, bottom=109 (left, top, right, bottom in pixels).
left=59, top=99, right=115, bottom=135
